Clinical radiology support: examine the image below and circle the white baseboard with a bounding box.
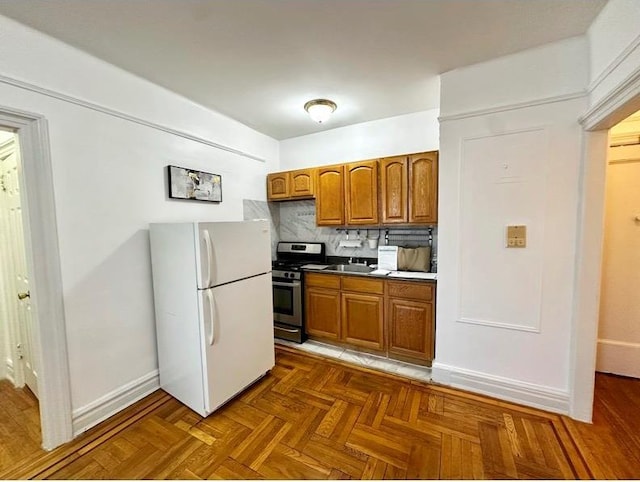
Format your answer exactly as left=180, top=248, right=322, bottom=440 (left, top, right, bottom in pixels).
left=72, top=370, right=160, bottom=436
left=431, top=362, right=569, bottom=414
left=596, top=339, right=640, bottom=378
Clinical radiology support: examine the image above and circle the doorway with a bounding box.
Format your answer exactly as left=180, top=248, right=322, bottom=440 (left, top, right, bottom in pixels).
left=0, top=130, right=39, bottom=395
left=596, top=111, right=640, bottom=379
left=0, top=107, right=72, bottom=452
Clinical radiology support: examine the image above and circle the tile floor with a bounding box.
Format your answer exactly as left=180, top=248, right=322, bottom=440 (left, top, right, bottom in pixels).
left=275, top=338, right=432, bottom=382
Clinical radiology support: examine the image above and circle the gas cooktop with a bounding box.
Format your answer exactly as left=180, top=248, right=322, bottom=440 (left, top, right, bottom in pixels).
left=272, top=241, right=326, bottom=272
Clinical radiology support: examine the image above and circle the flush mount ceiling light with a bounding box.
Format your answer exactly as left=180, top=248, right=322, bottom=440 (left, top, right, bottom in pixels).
left=304, top=99, right=337, bottom=124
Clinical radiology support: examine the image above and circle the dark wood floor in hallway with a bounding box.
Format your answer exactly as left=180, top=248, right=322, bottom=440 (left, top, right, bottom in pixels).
left=1, top=346, right=639, bottom=479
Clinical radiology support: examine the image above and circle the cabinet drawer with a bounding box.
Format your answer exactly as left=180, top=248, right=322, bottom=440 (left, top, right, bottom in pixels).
left=342, top=276, right=384, bottom=295
left=386, top=280, right=434, bottom=301
left=305, top=273, right=341, bottom=289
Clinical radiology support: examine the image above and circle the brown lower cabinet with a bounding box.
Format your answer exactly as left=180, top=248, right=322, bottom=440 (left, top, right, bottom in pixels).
left=305, top=273, right=435, bottom=363
left=305, top=273, right=341, bottom=339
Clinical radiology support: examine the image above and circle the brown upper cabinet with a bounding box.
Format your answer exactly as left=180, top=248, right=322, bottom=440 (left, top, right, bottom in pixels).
left=268, top=150, right=438, bottom=225
left=380, top=156, right=409, bottom=224
left=345, top=160, right=379, bottom=225
left=290, top=169, right=315, bottom=198
left=381, top=151, right=438, bottom=225
left=408, top=152, right=438, bottom=224
left=267, top=168, right=315, bottom=201
left=266, top=172, right=289, bottom=200
left=316, top=165, right=345, bottom=226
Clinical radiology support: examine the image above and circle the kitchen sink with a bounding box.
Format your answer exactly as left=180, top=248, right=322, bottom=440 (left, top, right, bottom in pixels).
left=326, top=263, right=373, bottom=273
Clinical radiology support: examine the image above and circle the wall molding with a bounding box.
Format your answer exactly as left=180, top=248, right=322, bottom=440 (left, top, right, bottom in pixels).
left=0, top=73, right=269, bottom=163
left=588, top=32, right=640, bottom=94
left=431, top=362, right=570, bottom=414
left=456, top=317, right=541, bottom=333
left=456, top=127, right=547, bottom=334
left=72, top=370, right=160, bottom=436
left=580, top=63, right=640, bottom=130
left=439, top=91, right=586, bottom=123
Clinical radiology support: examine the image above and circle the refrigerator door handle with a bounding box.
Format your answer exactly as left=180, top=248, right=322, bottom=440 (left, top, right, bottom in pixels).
left=202, top=229, right=213, bottom=287
left=206, top=289, right=216, bottom=346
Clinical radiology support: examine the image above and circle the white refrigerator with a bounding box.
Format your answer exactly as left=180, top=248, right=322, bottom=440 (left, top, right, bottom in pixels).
left=149, top=220, right=275, bottom=417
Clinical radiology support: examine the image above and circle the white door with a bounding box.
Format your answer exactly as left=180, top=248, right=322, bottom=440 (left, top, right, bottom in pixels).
left=0, top=133, right=38, bottom=396
left=196, top=220, right=272, bottom=289
left=200, top=273, right=274, bottom=414
left=597, top=145, right=640, bottom=378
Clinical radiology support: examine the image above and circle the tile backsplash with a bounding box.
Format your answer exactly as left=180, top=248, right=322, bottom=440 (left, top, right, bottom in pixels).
left=243, top=198, right=438, bottom=269
left=278, top=200, right=438, bottom=265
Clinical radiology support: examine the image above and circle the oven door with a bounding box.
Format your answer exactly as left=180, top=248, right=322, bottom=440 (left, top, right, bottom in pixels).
left=272, top=279, right=302, bottom=326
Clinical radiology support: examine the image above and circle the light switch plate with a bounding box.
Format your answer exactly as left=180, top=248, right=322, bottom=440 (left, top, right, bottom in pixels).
left=507, top=225, right=526, bottom=248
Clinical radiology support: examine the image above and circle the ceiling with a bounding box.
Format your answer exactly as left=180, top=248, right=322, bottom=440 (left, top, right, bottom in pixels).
left=0, top=0, right=606, bottom=140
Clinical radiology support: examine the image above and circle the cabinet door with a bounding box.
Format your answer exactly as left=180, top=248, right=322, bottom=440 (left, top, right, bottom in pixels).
left=408, top=152, right=438, bottom=224
left=341, top=292, right=384, bottom=350
left=267, top=172, right=290, bottom=200
left=345, top=160, right=379, bottom=225
left=380, top=156, right=408, bottom=224
left=387, top=297, right=434, bottom=360
left=305, top=287, right=341, bottom=339
left=290, top=168, right=315, bottom=198
left=316, top=165, right=345, bottom=226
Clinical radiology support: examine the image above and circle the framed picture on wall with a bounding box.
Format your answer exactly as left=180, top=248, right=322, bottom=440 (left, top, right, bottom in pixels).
left=168, top=165, right=222, bottom=203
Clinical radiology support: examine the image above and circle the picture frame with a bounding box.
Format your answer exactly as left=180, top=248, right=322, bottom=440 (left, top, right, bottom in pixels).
left=168, top=165, right=222, bottom=203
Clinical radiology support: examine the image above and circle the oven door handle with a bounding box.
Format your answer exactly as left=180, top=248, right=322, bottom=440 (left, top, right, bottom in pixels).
left=272, top=280, right=301, bottom=287
left=275, top=326, right=300, bottom=334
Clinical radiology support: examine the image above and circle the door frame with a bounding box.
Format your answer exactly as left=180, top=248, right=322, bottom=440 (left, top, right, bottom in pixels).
left=0, top=106, right=73, bottom=449
left=570, top=73, right=640, bottom=421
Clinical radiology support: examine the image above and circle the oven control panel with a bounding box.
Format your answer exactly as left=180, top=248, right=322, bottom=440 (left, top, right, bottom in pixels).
left=272, top=270, right=301, bottom=281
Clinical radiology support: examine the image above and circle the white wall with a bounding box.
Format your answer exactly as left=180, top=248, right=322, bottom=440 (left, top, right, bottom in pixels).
left=435, top=38, right=589, bottom=413
left=279, top=109, right=439, bottom=170
left=441, top=37, right=587, bottom=117
left=0, top=14, right=278, bottom=426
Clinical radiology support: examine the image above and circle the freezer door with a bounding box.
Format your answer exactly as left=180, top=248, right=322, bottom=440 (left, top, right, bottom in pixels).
left=199, top=273, right=275, bottom=414
left=196, top=220, right=272, bottom=289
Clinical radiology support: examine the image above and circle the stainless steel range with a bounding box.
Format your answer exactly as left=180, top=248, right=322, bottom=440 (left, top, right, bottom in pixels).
left=272, top=242, right=326, bottom=343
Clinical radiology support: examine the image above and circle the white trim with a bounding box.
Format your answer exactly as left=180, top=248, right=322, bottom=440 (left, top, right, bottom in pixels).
left=571, top=50, right=640, bottom=421
left=72, top=370, right=160, bottom=436
left=588, top=32, right=640, bottom=94
left=580, top=65, right=640, bottom=130
left=439, top=91, right=586, bottom=123
left=431, top=362, right=570, bottom=414
left=0, top=73, right=268, bottom=164
left=0, top=106, right=73, bottom=450
left=596, top=339, right=640, bottom=378
left=569, top=130, right=609, bottom=423
left=456, top=317, right=540, bottom=333
left=597, top=338, right=640, bottom=349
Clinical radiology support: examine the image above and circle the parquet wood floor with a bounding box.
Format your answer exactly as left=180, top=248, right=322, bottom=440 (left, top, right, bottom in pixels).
left=0, top=379, right=42, bottom=472
left=1, top=347, right=639, bottom=479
